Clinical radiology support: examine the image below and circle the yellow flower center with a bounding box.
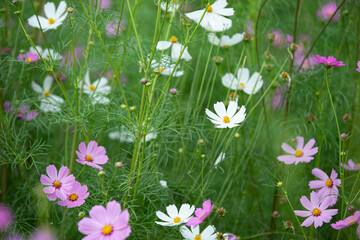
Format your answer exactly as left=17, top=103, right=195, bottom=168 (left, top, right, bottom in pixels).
left=325, top=179, right=333, bottom=187
left=170, top=36, right=178, bottom=43
left=89, top=85, right=95, bottom=91
left=48, top=18, right=55, bottom=24
left=240, top=83, right=245, bottom=88
left=27, top=58, right=33, bottom=63
left=44, top=91, right=50, bottom=97
left=223, top=116, right=230, bottom=123
left=207, top=5, right=213, bottom=12
left=312, top=208, right=321, bottom=216
left=173, top=217, right=181, bottom=223
left=295, top=149, right=303, bottom=157
left=194, top=234, right=201, bottom=240
left=358, top=163, right=360, bottom=167
left=85, top=155, right=93, bottom=162
left=69, top=193, right=78, bottom=201
left=348, top=219, right=356, bottom=224
left=159, top=67, right=164, bottom=72
left=281, top=72, right=288, bottom=79
left=327, top=61, right=330, bottom=64
left=102, top=225, right=113, bottom=235
left=53, top=181, right=61, bottom=189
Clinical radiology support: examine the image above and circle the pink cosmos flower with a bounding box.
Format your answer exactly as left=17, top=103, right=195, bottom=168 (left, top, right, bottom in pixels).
left=277, top=137, right=318, bottom=165
left=78, top=200, right=131, bottom=240
left=76, top=141, right=109, bottom=170
left=40, top=165, right=76, bottom=201
left=313, top=55, right=345, bottom=68
left=4, top=234, right=25, bottom=240
left=224, top=233, right=239, bottom=240
left=0, top=204, right=14, bottom=232
left=343, top=159, right=360, bottom=171
left=331, top=210, right=360, bottom=237
left=309, top=168, right=341, bottom=206
left=57, top=181, right=89, bottom=208
left=4, top=101, right=38, bottom=121
left=94, top=0, right=111, bottom=9
left=294, top=191, right=338, bottom=228
left=272, top=85, right=287, bottom=110
left=356, top=61, right=360, bottom=72
left=186, top=199, right=214, bottom=227
left=317, top=3, right=339, bottom=22
left=246, top=20, right=254, bottom=35
left=17, top=51, right=39, bottom=63
left=269, top=30, right=284, bottom=48
left=31, top=227, right=56, bottom=240
left=105, top=20, right=126, bottom=38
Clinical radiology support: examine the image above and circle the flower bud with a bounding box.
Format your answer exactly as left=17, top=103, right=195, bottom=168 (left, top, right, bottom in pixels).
left=273, top=211, right=279, bottom=217
left=121, top=104, right=126, bottom=109
left=216, top=207, right=226, bottom=217
left=67, top=7, right=74, bottom=13
left=213, top=56, right=223, bottom=65
left=267, top=32, right=275, bottom=43
left=243, top=33, right=252, bottom=42
left=289, top=43, right=298, bottom=53
left=340, top=133, right=347, bottom=140
left=178, top=148, right=183, bottom=153
left=280, top=197, right=286, bottom=202
left=89, top=41, right=94, bottom=46
left=98, top=171, right=105, bottom=176
left=115, top=162, right=123, bottom=168
left=170, top=88, right=177, bottom=95
left=277, top=182, right=283, bottom=187
left=78, top=211, right=85, bottom=218
left=130, top=106, right=136, bottom=111
left=234, top=133, right=240, bottom=139
left=198, top=139, right=204, bottom=145
left=343, top=113, right=351, bottom=122
left=201, top=154, right=205, bottom=159
left=140, top=78, right=147, bottom=84
left=348, top=205, right=355, bottom=213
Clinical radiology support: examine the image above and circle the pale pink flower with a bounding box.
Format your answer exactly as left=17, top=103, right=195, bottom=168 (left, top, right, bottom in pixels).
left=0, top=204, right=14, bottom=232
left=356, top=61, right=360, bottom=72
left=4, top=101, right=38, bottom=121
left=186, top=199, right=214, bottom=227
left=317, top=3, right=339, bottom=22
left=343, top=159, right=360, bottom=171
left=76, top=141, right=109, bottom=170
left=78, top=200, right=131, bottom=240
left=277, top=137, right=318, bottom=165
left=57, top=181, right=89, bottom=208
left=331, top=210, right=360, bottom=237
left=40, top=165, right=75, bottom=201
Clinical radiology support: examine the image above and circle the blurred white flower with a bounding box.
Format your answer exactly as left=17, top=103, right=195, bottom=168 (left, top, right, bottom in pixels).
left=205, top=101, right=246, bottom=128
left=155, top=204, right=194, bottom=226
left=222, top=68, right=263, bottom=95
left=156, top=36, right=192, bottom=61
left=32, top=76, right=64, bottom=112
left=30, top=46, right=62, bottom=61
left=160, top=0, right=179, bottom=13
left=186, top=0, right=234, bottom=32
left=180, top=225, right=218, bottom=240
left=109, top=126, right=157, bottom=143
left=82, top=71, right=111, bottom=105
left=151, top=55, right=184, bottom=77
left=208, top=32, right=244, bottom=48
left=28, top=1, right=67, bottom=31
left=159, top=180, right=168, bottom=188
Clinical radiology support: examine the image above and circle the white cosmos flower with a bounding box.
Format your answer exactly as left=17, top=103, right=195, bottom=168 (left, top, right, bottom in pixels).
left=186, top=0, right=234, bottom=32
left=180, top=225, right=218, bottom=240
left=155, top=204, right=195, bottom=226
left=82, top=71, right=111, bottom=104
left=30, top=46, right=62, bottom=61
left=28, top=1, right=67, bottom=32
left=159, top=180, right=168, bottom=188
left=151, top=55, right=184, bottom=77
left=208, top=32, right=244, bottom=48
left=32, top=76, right=64, bottom=112
left=222, top=68, right=263, bottom=95
left=160, top=0, right=180, bottom=12
left=214, top=152, right=225, bottom=169
left=205, top=101, right=246, bottom=128
left=108, top=126, right=157, bottom=143
left=156, top=36, right=192, bottom=61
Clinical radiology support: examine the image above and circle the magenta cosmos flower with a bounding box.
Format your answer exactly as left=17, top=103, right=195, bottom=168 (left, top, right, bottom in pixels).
left=40, top=165, right=75, bottom=201
left=78, top=200, right=131, bottom=240
left=294, top=191, right=338, bottom=228
left=313, top=55, right=345, bottom=68
left=0, top=204, right=14, bottom=232
left=57, top=181, right=89, bottom=208
left=331, top=210, right=360, bottom=237
left=309, top=168, right=341, bottom=206
left=317, top=3, right=339, bottom=22
left=344, top=159, right=360, bottom=171
left=17, top=51, right=39, bottom=63
left=76, top=141, right=109, bottom=170
left=4, top=101, right=38, bottom=121
left=186, top=199, right=214, bottom=227
left=356, top=61, right=360, bottom=72
left=277, top=137, right=318, bottom=165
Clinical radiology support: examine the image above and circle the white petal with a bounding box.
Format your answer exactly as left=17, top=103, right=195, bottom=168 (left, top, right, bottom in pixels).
left=156, top=41, right=172, bottom=50
left=55, top=1, right=67, bottom=19
left=237, top=68, right=249, bottom=83
left=32, top=81, right=43, bottom=93
left=166, top=205, right=179, bottom=219
left=43, top=76, right=53, bottom=91
left=156, top=211, right=172, bottom=222
left=171, top=43, right=182, bottom=60
left=226, top=100, right=238, bottom=118
left=221, top=73, right=238, bottom=90
left=229, top=33, right=243, bottom=45
left=180, top=226, right=194, bottom=239
left=213, top=102, right=226, bottom=118
left=44, top=2, right=56, bottom=19
left=208, top=33, right=220, bottom=46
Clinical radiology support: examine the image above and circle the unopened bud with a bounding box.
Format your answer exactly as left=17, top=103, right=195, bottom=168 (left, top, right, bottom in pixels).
left=146, top=82, right=151, bottom=86
left=280, top=197, right=286, bottom=202
left=89, top=41, right=94, bottom=46
left=198, top=139, right=204, bottom=145
left=266, top=63, right=273, bottom=71
left=78, top=211, right=85, bottom=218
left=234, top=133, right=240, bottom=139
left=67, top=7, right=74, bottom=13
left=115, top=162, right=123, bottom=168
left=273, top=211, right=279, bottom=217
left=201, top=154, right=205, bottom=159
left=170, top=88, right=177, bottom=95
left=341, top=133, right=347, bottom=140
left=277, top=182, right=283, bottom=187
left=343, top=113, right=351, bottom=122
left=290, top=43, right=298, bottom=53
left=213, top=56, right=223, bottom=65
left=98, top=171, right=105, bottom=176
left=268, top=32, right=275, bottom=43
left=178, top=148, right=183, bottom=153
left=140, top=78, right=147, bottom=84
left=348, top=205, right=355, bottom=213
left=130, top=106, right=136, bottom=111
left=121, top=104, right=126, bottom=109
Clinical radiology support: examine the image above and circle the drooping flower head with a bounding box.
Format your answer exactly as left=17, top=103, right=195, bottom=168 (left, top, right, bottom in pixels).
left=28, top=1, right=68, bottom=31
left=277, top=137, right=318, bottom=165
left=186, top=199, right=214, bottom=227
left=331, top=210, right=360, bottom=237
left=205, top=101, right=246, bottom=128
left=17, top=51, right=39, bottom=63
left=294, top=191, right=338, bottom=228
left=180, top=225, right=217, bottom=240
left=78, top=200, right=131, bottom=240
left=208, top=33, right=244, bottom=48
left=221, top=68, right=264, bottom=95
left=76, top=141, right=109, bottom=171
left=57, top=181, right=89, bottom=208
left=156, top=36, right=192, bottom=61
left=313, top=55, right=345, bottom=68
left=186, top=0, right=234, bottom=32
left=40, top=165, right=75, bottom=201
left=309, top=168, right=341, bottom=206
left=155, top=204, right=195, bottom=226
left=0, top=204, right=14, bottom=232
left=343, top=159, right=360, bottom=171
left=317, top=2, right=339, bottom=22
